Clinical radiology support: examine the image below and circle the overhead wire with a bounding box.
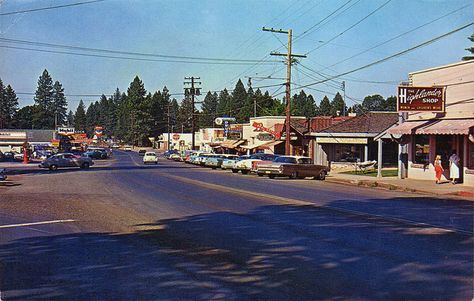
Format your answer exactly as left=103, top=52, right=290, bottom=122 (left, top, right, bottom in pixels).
left=274, top=22, right=474, bottom=94
left=323, top=3, right=471, bottom=70
left=0, top=37, right=280, bottom=63
left=0, top=0, right=106, bottom=16
left=0, top=45, right=280, bottom=65
left=305, top=0, right=393, bottom=55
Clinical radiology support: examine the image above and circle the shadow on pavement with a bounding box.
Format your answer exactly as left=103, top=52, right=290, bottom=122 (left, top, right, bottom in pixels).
left=4, top=163, right=193, bottom=176
left=0, top=203, right=472, bottom=300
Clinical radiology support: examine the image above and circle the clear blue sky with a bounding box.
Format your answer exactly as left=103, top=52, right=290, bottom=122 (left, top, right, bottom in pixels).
left=0, top=0, right=472, bottom=111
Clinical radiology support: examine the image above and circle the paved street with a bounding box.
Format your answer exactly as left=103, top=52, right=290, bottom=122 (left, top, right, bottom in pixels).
left=0, top=150, right=472, bottom=300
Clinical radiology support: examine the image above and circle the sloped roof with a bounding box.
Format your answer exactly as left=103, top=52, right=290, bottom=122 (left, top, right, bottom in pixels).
left=319, top=112, right=398, bottom=134
left=0, top=129, right=55, bottom=142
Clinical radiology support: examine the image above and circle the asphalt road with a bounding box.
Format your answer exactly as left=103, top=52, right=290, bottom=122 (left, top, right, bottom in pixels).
left=0, top=150, right=472, bottom=300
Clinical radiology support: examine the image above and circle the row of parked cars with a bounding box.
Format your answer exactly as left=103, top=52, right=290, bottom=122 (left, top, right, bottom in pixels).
left=167, top=151, right=330, bottom=180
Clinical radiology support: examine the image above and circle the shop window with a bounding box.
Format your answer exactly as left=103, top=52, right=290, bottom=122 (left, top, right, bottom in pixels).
left=469, top=140, right=474, bottom=169
left=334, top=144, right=363, bottom=162
left=414, top=135, right=430, bottom=164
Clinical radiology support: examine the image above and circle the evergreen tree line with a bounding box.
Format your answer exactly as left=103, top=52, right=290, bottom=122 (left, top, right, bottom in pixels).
left=1, top=72, right=396, bottom=145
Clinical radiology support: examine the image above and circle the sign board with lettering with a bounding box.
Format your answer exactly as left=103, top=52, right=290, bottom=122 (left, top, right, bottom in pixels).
left=397, top=86, right=445, bottom=112
left=0, top=132, right=27, bottom=140
left=57, top=127, right=75, bottom=135
left=316, top=137, right=368, bottom=144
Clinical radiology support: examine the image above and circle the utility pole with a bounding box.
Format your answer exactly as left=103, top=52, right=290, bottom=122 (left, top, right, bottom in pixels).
left=246, top=77, right=256, bottom=117
left=342, top=81, right=346, bottom=116
left=184, top=76, right=201, bottom=150
left=167, top=103, right=171, bottom=151
left=262, top=27, right=306, bottom=155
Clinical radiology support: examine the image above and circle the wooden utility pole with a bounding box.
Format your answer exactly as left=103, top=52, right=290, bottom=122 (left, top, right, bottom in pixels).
left=262, top=27, right=306, bottom=155
left=184, top=76, right=201, bottom=150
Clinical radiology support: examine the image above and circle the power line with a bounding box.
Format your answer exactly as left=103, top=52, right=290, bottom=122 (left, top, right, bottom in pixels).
left=324, top=3, right=471, bottom=69
left=305, top=0, right=393, bottom=55
left=0, top=0, right=105, bottom=16
left=277, top=22, right=474, bottom=93
left=0, top=37, right=280, bottom=63
left=0, top=45, right=281, bottom=65
left=294, top=0, right=356, bottom=42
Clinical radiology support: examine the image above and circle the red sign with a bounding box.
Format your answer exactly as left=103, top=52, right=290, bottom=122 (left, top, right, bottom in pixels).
left=172, top=133, right=180, bottom=140
left=252, top=122, right=281, bottom=140
left=397, top=86, right=445, bottom=112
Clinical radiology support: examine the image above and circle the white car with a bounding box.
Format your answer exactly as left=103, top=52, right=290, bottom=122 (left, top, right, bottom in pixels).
left=143, top=152, right=158, bottom=164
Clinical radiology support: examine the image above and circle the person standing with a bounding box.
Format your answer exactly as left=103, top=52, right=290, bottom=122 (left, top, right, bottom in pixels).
left=449, top=150, right=460, bottom=184
left=434, top=155, right=444, bottom=184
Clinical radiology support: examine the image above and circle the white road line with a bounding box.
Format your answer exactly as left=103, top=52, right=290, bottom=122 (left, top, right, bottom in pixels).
left=0, top=219, right=75, bottom=229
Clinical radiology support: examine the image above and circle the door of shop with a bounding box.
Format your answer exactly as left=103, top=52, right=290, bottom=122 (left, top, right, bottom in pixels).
left=436, top=135, right=464, bottom=182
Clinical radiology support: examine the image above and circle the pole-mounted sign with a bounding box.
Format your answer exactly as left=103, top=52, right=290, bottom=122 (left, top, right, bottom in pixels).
left=397, top=86, right=445, bottom=112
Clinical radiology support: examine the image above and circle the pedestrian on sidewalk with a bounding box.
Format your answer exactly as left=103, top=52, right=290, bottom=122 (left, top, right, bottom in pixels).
left=449, top=150, right=460, bottom=184
left=434, top=155, right=444, bottom=184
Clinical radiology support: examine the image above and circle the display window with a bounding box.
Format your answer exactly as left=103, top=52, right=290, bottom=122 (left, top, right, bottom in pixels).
left=414, top=135, right=430, bottom=164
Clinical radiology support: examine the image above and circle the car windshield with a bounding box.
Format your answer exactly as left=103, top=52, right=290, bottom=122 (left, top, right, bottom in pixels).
left=274, top=157, right=297, bottom=164
left=145, top=153, right=156, bottom=156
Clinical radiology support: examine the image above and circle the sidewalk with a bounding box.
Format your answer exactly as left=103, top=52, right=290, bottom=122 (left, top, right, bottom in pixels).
left=326, top=173, right=474, bottom=199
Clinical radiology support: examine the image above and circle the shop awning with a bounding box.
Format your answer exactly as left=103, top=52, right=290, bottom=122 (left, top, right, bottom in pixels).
left=256, top=140, right=284, bottom=150
left=220, top=139, right=246, bottom=149
left=241, top=140, right=269, bottom=150
left=386, top=121, right=429, bottom=135
left=416, top=119, right=474, bottom=135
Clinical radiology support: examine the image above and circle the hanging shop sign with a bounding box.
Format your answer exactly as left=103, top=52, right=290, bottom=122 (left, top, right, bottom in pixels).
left=94, top=126, right=103, bottom=137
left=397, top=86, right=445, bottom=112
left=172, top=133, right=180, bottom=140
left=57, top=127, right=75, bottom=135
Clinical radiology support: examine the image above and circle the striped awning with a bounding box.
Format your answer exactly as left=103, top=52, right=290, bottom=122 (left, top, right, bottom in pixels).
left=416, top=119, right=474, bottom=135
left=386, top=121, right=429, bottom=135
left=386, top=119, right=474, bottom=135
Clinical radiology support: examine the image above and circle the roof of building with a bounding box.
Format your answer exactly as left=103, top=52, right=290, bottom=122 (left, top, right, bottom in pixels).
left=0, top=129, right=55, bottom=142
left=409, top=60, right=473, bottom=75
left=318, top=112, right=398, bottom=134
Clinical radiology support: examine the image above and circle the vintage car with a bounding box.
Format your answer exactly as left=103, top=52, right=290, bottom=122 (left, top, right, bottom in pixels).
left=256, top=156, right=330, bottom=180
left=143, top=152, right=158, bottom=164
left=39, top=153, right=94, bottom=171
left=205, top=154, right=239, bottom=169
left=232, top=153, right=279, bottom=174
left=221, top=155, right=249, bottom=170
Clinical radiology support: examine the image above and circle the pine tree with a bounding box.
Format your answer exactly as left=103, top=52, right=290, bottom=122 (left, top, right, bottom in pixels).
left=52, top=80, right=68, bottom=127
left=86, top=102, right=98, bottom=137
left=74, top=100, right=87, bottom=133
left=317, top=96, right=332, bottom=116
left=13, top=106, right=35, bottom=129
left=217, top=89, right=231, bottom=116
left=33, top=69, right=55, bottom=129
left=0, top=79, right=7, bottom=128
left=462, top=33, right=474, bottom=61
left=67, top=110, right=75, bottom=127
left=200, top=91, right=219, bottom=127
left=177, top=97, right=194, bottom=132
left=126, top=76, right=151, bottom=145
left=0, top=81, right=19, bottom=128
left=330, top=92, right=346, bottom=116
left=231, top=79, right=248, bottom=122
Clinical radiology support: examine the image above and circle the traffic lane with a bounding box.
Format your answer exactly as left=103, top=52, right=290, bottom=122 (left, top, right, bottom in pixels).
left=114, top=156, right=473, bottom=234
left=1, top=202, right=471, bottom=300
left=0, top=212, right=80, bottom=244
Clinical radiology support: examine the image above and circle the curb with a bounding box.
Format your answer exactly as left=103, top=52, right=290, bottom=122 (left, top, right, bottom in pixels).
left=325, top=177, right=474, bottom=201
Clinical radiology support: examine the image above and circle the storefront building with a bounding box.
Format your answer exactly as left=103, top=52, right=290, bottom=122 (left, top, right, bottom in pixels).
left=241, top=116, right=306, bottom=155
left=309, top=112, right=399, bottom=169
left=0, top=129, right=55, bottom=153
left=387, top=60, right=474, bottom=186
